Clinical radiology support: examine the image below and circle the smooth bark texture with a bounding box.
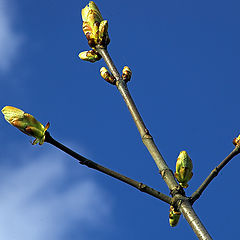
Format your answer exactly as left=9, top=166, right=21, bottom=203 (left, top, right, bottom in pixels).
left=180, top=200, right=212, bottom=239
left=44, top=131, right=172, bottom=205
left=96, top=46, right=213, bottom=240
left=190, top=146, right=240, bottom=204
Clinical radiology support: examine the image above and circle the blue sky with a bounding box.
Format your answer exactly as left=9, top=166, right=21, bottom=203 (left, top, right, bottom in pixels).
left=0, top=0, right=240, bottom=239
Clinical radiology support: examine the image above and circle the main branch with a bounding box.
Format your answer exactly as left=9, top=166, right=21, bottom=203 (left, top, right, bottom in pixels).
left=95, top=46, right=213, bottom=240
left=96, top=46, right=178, bottom=191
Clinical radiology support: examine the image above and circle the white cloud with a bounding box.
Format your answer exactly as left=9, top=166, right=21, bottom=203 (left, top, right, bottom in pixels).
left=0, top=0, right=23, bottom=72
left=0, top=151, right=112, bottom=240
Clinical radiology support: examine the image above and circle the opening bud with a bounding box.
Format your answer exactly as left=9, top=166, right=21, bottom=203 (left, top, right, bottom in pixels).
left=2, top=106, right=49, bottom=145
left=81, top=1, right=110, bottom=48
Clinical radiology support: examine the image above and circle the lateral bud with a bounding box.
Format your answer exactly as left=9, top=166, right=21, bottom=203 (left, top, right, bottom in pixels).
left=122, top=66, right=132, bottom=83
left=78, top=49, right=102, bottom=63
left=233, top=134, right=240, bottom=147
left=100, top=67, right=116, bottom=85
left=169, top=205, right=181, bottom=227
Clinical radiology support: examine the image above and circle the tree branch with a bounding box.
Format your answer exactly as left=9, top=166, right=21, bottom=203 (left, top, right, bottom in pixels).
left=180, top=200, right=213, bottom=239
left=95, top=46, right=213, bottom=240
left=190, top=146, right=240, bottom=204
left=44, top=131, right=172, bottom=205
left=96, top=46, right=178, bottom=191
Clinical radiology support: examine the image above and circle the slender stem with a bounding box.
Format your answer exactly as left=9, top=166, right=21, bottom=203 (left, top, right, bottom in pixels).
left=44, top=131, right=172, bottom=205
left=190, top=146, right=240, bottom=204
left=96, top=46, right=178, bottom=192
left=95, top=46, right=213, bottom=240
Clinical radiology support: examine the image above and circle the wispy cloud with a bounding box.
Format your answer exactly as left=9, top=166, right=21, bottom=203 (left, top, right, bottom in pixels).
left=0, top=0, right=23, bottom=72
left=0, top=150, right=112, bottom=240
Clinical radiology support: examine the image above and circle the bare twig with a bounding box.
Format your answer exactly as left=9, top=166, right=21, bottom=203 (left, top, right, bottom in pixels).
left=44, top=131, right=172, bottom=205
left=95, top=46, right=213, bottom=240
left=96, top=46, right=178, bottom=191
left=190, top=146, right=240, bottom=204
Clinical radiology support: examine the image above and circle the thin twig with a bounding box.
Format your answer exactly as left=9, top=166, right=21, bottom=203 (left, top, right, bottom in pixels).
left=44, top=131, right=172, bottom=205
left=96, top=46, right=178, bottom=191
left=95, top=46, right=213, bottom=240
left=190, top=146, right=240, bottom=204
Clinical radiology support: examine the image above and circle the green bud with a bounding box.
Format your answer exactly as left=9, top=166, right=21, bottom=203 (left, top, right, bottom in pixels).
left=100, top=67, right=116, bottom=85
left=1, top=106, right=49, bottom=145
left=79, top=49, right=101, bottom=63
left=169, top=206, right=181, bottom=227
left=175, top=150, right=193, bottom=188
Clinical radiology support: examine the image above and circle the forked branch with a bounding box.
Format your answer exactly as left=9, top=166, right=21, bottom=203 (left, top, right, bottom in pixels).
left=95, top=46, right=212, bottom=240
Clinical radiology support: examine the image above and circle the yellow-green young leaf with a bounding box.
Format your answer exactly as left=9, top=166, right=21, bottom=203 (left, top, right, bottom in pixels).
left=169, top=206, right=181, bottom=227
left=1, top=106, right=49, bottom=145
left=175, top=150, right=193, bottom=188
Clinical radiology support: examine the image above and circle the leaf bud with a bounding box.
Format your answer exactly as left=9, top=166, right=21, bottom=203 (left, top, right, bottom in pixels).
left=175, top=150, right=193, bottom=188
left=100, top=67, right=116, bottom=85
left=169, top=205, right=181, bottom=227
left=122, top=66, right=132, bottom=83
left=2, top=106, right=49, bottom=145
left=78, top=49, right=102, bottom=63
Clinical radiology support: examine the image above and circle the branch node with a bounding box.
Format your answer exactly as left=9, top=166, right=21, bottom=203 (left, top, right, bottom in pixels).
left=170, top=185, right=185, bottom=197
left=188, top=197, right=195, bottom=205
left=160, top=168, right=173, bottom=179
left=142, top=128, right=152, bottom=139
left=211, top=167, right=219, bottom=177
left=79, top=159, right=92, bottom=166
left=171, top=194, right=188, bottom=210
left=138, top=182, right=147, bottom=191
left=170, top=195, right=179, bottom=208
